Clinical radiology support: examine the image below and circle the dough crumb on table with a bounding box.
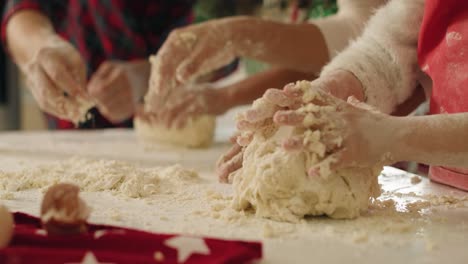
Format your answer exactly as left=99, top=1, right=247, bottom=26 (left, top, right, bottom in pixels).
left=411, top=175, right=422, bottom=184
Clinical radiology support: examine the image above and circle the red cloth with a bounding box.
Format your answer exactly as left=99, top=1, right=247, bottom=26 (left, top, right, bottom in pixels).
left=418, top=0, right=468, bottom=191
left=0, top=213, right=262, bottom=264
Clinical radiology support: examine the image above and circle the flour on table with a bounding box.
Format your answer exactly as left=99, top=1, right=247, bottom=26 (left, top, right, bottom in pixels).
left=0, top=158, right=200, bottom=198
left=134, top=115, right=215, bottom=148
left=231, top=81, right=382, bottom=222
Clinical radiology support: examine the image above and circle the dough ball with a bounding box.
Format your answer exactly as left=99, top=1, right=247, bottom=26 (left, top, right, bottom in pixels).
left=0, top=204, right=14, bottom=248
left=231, top=128, right=381, bottom=222
left=134, top=115, right=216, bottom=148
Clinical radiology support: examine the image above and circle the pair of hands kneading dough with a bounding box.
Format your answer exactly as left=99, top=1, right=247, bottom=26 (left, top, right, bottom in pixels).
left=218, top=71, right=398, bottom=221
left=135, top=53, right=223, bottom=148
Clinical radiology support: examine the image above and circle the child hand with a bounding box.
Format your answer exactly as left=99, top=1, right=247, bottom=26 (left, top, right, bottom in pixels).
left=275, top=90, right=396, bottom=177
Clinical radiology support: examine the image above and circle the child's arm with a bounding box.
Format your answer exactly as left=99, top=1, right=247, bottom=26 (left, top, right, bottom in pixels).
left=321, top=0, right=425, bottom=114
left=393, top=113, right=468, bottom=168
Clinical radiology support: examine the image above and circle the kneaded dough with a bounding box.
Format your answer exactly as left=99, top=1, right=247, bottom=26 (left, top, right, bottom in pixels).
left=0, top=204, right=14, bottom=248
left=232, top=127, right=381, bottom=222
left=134, top=115, right=216, bottom=148
left=231, top=86, right=382, bottom=222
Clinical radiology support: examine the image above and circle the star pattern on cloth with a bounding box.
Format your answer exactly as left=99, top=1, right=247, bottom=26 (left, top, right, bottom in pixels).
left=66, top=251, right=114, bottom=264
left=164, top=236, right=210, bottom=263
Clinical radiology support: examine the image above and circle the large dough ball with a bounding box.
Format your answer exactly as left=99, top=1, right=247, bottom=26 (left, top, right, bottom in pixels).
left=0, top=204, right=14, bottom=248
left=231, top=131, right=381, bottom=222
left=134, top=115, right=216, bottom=148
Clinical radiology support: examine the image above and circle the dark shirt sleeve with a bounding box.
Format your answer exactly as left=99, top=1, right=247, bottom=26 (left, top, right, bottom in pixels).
left=145, top=1, right=195, bottom=54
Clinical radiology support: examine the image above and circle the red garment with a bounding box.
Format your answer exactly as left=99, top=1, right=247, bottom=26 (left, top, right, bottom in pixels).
left=1, top=0, right=194, bottom=129
left=0, top=213, right=263, bottom=264
left=418, top=0, right=468, bottom=191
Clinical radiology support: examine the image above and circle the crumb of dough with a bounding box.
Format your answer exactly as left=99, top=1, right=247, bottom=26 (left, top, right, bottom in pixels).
left=262, top=223, right=275, bottom=238
left=0, top=192, right=14, bottom=200
left=352, top=231, right=369, bottom=243
left=211, top=203, right=226, bottom=212
left=410, top=175, right=422, bottom=184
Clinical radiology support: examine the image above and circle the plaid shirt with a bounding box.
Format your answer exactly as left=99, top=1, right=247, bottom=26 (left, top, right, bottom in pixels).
left=1, top=0, right=195, bottom=129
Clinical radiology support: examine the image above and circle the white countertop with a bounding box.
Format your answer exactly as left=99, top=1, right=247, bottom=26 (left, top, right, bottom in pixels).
left=0, top=126, right=467, bottom=264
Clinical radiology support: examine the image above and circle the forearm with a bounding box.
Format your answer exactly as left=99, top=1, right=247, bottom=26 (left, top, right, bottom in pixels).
left=321, top=0, right=425, bottom=114
left=227, top=17, right=329, bottom=74
left=6, top=10, right=57, bottom=66
left=221, top=67, right=316, bottom=109
left=392, top=113, right=468, bottom=168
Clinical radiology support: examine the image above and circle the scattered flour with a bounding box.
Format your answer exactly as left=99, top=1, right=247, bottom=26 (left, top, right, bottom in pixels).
left=0, top=158, right=200, bottom=198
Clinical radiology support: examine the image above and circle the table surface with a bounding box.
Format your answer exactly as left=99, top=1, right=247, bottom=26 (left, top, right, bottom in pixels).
left=0, top=122, right=467, bottom=264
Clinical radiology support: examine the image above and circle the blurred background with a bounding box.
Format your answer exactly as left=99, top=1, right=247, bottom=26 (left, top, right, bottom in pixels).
left=0, top=0, right=336, bottom=131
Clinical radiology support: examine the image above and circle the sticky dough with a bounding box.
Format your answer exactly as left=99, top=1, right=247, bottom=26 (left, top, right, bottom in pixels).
left=134, top=115, right=215, bottom=148
left=231, top=82, right=382, bottom=222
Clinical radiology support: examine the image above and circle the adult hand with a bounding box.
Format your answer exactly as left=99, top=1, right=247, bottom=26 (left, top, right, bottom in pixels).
left=145, top=17, right=249, bottom=112
left=88, top=60, right=149, bottom=123
left=22, top=35, right=91, bottom=122
left=274, top=90, right=396, bottom=177
left=156, top=85, right=230, bottom=129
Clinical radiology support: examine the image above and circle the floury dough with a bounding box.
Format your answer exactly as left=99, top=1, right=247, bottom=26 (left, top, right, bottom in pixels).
left=134, top=115, right=215, bottom=148
left=231, top=82, right=382, bottom=222
left=136, top=54, right=216, bottom=148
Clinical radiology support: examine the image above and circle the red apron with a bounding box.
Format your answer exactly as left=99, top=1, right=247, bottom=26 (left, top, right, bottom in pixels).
left=418, top=0, right=468, bottom=191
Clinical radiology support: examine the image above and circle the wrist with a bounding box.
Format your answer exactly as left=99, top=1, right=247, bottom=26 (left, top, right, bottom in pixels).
left=320, top=70, right=365, bottom=101
left=385, top=116, right=411, bottom=164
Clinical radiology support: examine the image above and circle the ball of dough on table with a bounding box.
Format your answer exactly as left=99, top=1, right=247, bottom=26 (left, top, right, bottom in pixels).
left=231, top=126, right=382, bottom=223
left=0, top=204, right=14, bottom=248
left=134, top=115, right=216, bottom=148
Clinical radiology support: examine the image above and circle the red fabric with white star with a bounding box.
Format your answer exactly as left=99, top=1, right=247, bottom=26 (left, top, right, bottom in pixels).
left=418, top=0, right=468, bottom=191
left=0, top=213, right=262, bottom=264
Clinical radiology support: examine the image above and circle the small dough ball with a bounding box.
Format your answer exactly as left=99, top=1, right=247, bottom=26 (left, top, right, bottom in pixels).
left=134, top=115, right=215, bottom=148
left=41, top=183, right=90, bottom=235
left=0, top=204, right=14, bottom=248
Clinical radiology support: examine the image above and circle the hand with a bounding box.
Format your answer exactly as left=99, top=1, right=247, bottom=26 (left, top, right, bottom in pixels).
left=216, top=70, right=366, bottom=182
left=88, top=60, right=149, bottom=123
left=145, top=17, right=247, bottom=112
left=22, top=35, right=91, bottom=122
left=274, top=91, right=396, bottom=177
left=156, top=85, right=230, bottom=129
left=237, top=70, right=365, bottom=130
